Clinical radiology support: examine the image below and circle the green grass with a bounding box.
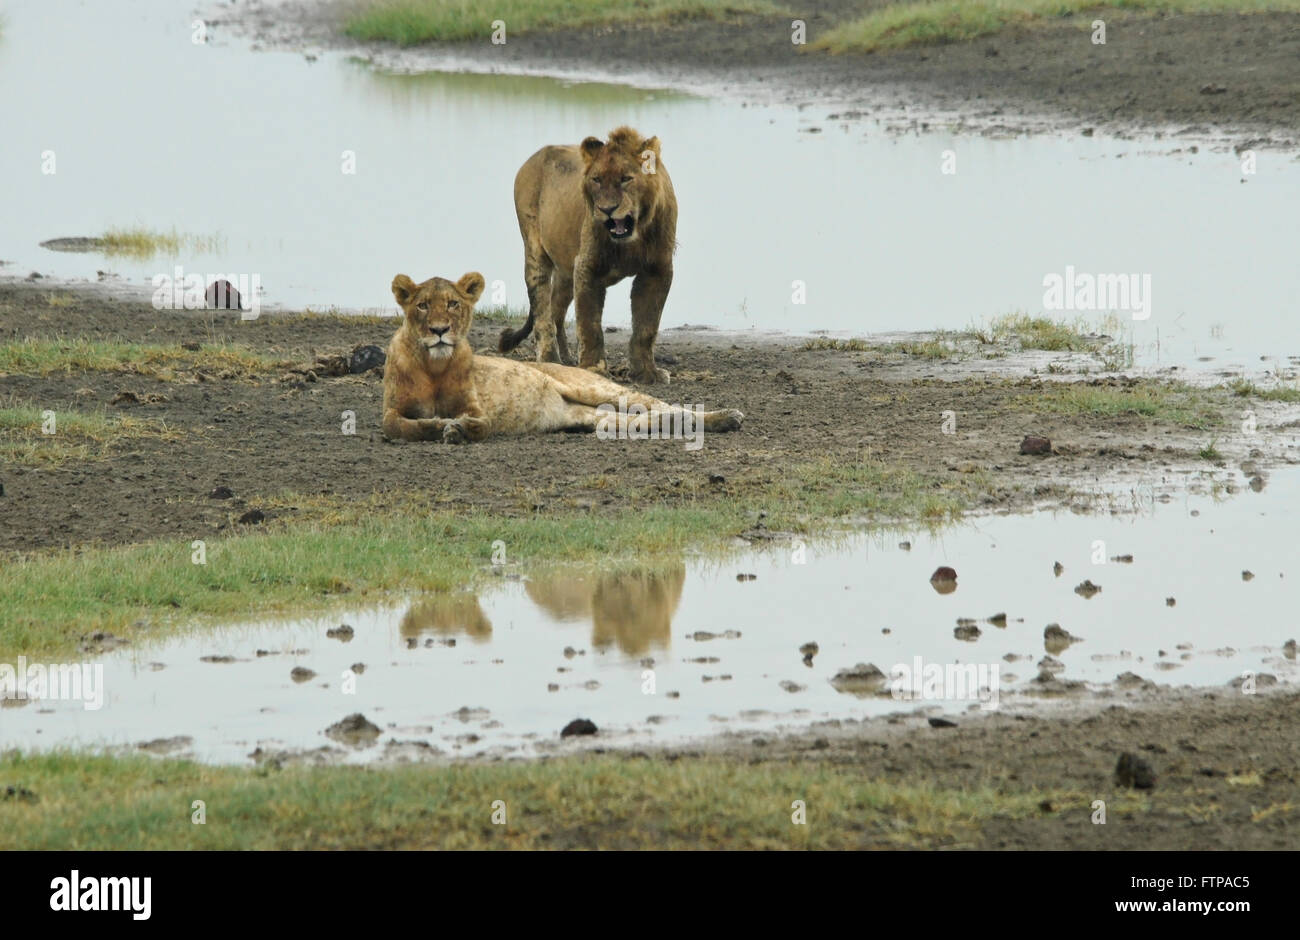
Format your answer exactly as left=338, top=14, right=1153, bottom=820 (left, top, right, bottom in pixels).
left=1199, top=438, right=1223, bottom=460
left=0, top=403, right=182, bottom=466
left=99, top=226, right=225, bottom=261
left=1032, top=381, right=1225, bottom=428
left=0, top=338, right=285, bottom=378
left=346, top=0, right=780, bottom=44
left=972, top=313, right=1107, bottom=352
left=0, top=459, right=971, bottom=659
left=813, top=0, right=1300, bottom=53
left=1227, top=378, right=1300, bottom=402
left=0, top=750, right=1074, bottom=849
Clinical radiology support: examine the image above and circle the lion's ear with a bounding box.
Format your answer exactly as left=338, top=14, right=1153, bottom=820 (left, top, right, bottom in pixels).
left=579, top=136, right=604, bottom=166
left=392, top=274, right=416, bottom=306
left=639, top=136, right=661, bottom=159
left=456, top=272, right=485, bottom=304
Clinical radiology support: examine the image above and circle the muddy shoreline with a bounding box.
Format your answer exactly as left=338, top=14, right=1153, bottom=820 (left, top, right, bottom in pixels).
left=4, top=281, right=1296, bottom=555
left=213, top=0, right=1300, bottom=150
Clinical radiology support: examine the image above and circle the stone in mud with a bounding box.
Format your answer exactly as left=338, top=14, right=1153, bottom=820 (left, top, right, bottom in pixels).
left=1228, top=672, right=1278, bottom=691
left=690, top=629, right=741, bottom=641
left=1044, top=623, right=1083, bottom=653
left=0, top=482, right=5, bottom=497
left=1166, top=597, right=1176, bottom=607
left=799, top=642, right=819, bottom=658
left=205, top=279, right=243, bottom=310
left=561, top=718, right=598, bottom=738
left=290, top=666, right=316, bottom=683
left=927, top=717, right=957, bottom=728
left=988, top=612, right=1008, bottom=627
left=735, top=572, right=756, bottom=581
left=829, top=662, right=888, bottom=696
left=137, top=735, right=193, bottom=754
left=80, top=631, right=128, bottom=653
left=1019, top=435, right=1052, bottom=455
left=1115, top=672, right=1153, bottom=690
left=349, top=344, right=385, bottom=374
left=1115, top=753, right=1157, bottom=789
left=1284, top=639, right=1297, bottom=660
left=237, top=508, right=265, bottom=525
left=1242, top=570, right=1254, bottom=581
left=930, top=566, right=957, bottom=594
left=1074, top=579, right=1102, bottom=598
left=954, top=624, right=981, bottom=641
left=350, top=663, right=366, bottom=674
left=1037, top=655, right=1065, bottom=675
left=1053, top=561, right=1064, bottom=576
left=779, top=680, right=806, bottom=693
left=325, top=713, right=382, bottom=746
left=898, top=541, right=911, bottom=550
left=326, top=624, right=354, bottom=642
left=208, top=485, right=234, bottom=499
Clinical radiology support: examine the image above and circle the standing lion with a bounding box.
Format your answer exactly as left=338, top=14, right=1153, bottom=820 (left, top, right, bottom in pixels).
left=499, top=126, right=677, bottom=385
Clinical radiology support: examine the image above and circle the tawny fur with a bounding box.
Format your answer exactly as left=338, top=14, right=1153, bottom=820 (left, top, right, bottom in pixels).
left=382, top=271, right=742, bottom=443
left=500, top=125, right=677, bottom=384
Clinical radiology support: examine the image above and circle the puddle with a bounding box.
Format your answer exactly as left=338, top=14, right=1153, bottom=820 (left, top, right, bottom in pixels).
left=4, top=467, right=1295, bottom=764
left=2, top=0, right=1299, bottom=374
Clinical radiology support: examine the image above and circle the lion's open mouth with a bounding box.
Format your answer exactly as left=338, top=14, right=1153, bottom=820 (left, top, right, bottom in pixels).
left=605, top=215, right=635, bottom=239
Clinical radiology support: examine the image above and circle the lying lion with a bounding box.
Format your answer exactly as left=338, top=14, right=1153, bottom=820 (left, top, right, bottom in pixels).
left=382, top=271, right=743, bottom=443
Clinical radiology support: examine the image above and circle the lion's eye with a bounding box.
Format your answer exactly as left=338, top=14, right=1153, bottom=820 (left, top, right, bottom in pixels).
left=591, top=176, right=602, bottom=185
left=620, top=175, right=633, bottom=184
left=448, top=300, right=459, bottom=310
left=416, top=302, right=428, bottom=311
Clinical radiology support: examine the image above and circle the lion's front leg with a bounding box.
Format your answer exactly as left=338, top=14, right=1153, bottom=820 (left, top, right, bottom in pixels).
left=573, top=273, right=608, bottom=375
left=629, top=266, right=672, bottom=385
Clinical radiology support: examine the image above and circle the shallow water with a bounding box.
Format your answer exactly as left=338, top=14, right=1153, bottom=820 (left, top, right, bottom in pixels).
left=3, top=466, right=1295, bottom=764
left=2, top=0, right=1299, bottom=373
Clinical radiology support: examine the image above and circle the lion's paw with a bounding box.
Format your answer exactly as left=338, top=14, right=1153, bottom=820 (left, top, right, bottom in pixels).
left=714, top=409, right=744, bottom=432
left=441, top=422, right=469, bottom=445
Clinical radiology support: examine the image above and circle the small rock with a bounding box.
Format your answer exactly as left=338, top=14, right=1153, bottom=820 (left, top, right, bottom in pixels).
left=987, top=612, right=1007, bottom=627
left=326, top=624, right=355, bottom=642
left=735, top=572, right=756, bottom=581
left=2, top=785, right=39, bottom=804
left=779, top=680, right=805, bottom=693
left=208, top=485, right=234, bottom=500
left=561, top=718, right=598, bottom=738
left=829, top=663, right=887, bottom=696
left=1053, top=561, right=1064, bottom=576
left=1166, top=597, right=1176, bottom=607
left=1020, top=435, right=1052, bottom=455
left=325, top=713, right=381, bottom=746
left=927, top=717, right=957, bottom=728
left=205, top=279, right=243, bottom=310
left=1283, top=639, right=1297, bottom=660
left=290, top=667, right=316, bottom=683
left=1115, top=752, right=1157, bottom=789
left=799, top=642, right=819, bottom=658
left=349, top=344, right=385, bottom=373
left=1044, top=624, right=1083, bottom=653
left=954, top=624, right=981, bottom=641
left=237, top=508, right=265, bottom=525
left=1242, top=570, right=1254, bottom=581
left=1074, top=579, right=1101, bottom=599
left=350, top=663, right=366, bottom=674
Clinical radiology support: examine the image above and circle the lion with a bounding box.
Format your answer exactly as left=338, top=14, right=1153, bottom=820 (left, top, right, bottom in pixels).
left=499, top=125, right=677, bottom=384
left=382, top=271, right=742, bottom=443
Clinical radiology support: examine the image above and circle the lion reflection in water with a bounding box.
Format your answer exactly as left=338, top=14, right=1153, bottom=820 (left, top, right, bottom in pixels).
left=399, top=593, right=493, bottom=642
left=526, top=565, right=685, bottom=656
left=397, top=565, right=684, bottom=655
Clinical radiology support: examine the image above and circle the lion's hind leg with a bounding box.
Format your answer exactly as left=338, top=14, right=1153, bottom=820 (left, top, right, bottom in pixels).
left=538, top=366, right=744, bottom=435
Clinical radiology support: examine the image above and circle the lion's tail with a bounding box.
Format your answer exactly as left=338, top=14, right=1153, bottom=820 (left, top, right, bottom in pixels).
left=498, top=309, right=536, bottom=353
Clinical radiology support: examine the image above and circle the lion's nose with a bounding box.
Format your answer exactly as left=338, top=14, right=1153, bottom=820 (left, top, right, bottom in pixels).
left=430, top=325, right=449, bottom=337
left=596, top=204, right=618, bottom=217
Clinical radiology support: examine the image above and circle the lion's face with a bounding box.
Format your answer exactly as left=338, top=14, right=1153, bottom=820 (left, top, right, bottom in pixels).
left=580, top=128, right=661, bottom=244
left=391, top=272, right=485, bottom=361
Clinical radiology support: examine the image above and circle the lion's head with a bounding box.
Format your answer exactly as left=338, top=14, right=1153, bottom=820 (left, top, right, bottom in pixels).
left=391, top=271, right=485, bottom=362
left=579, top=126, right=664, bottom=244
